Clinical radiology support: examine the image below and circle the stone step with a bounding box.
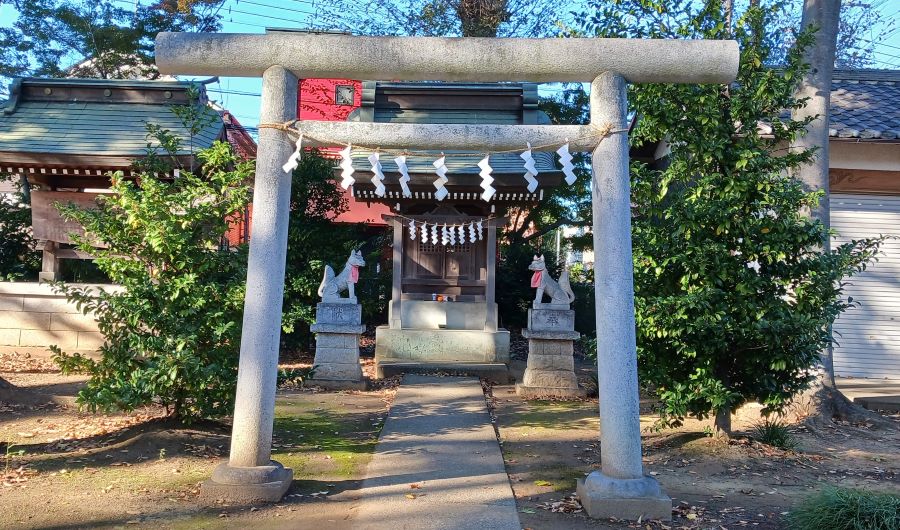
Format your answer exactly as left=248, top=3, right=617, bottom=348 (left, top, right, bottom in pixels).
left=854, top=395, right=900, bottom=413
left=375, top=358, right=511, bottom=383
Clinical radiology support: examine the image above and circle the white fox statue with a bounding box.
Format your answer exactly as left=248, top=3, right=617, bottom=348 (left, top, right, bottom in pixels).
left=318, top=249, right=366, bottom=303
left=528, top=254, right=575, bottom=307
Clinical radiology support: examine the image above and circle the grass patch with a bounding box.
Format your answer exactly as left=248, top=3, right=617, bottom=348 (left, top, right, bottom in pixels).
left=503, top=402, right=596, bottom=430
left=752, top=419, right=797, bottom=450
left=270, top=397, right=383, bottom=482
left=790, top=487, right=900, bottom=530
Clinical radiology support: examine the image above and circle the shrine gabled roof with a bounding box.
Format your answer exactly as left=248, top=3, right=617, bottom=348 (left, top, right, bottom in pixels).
left=346, top=81, right=561, bottom=190
left=0, top=78, right=224, bottom=165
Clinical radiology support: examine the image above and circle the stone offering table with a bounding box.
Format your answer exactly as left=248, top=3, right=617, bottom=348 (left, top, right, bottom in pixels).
left=517, top=304, right=584, bottom=398
left=310, top=302, right=366, bottom=390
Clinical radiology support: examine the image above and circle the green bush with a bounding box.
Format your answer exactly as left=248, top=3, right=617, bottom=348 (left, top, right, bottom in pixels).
left=51, top=138, right=252, bottom=423
left=790, top=487, right=900, bottom=530
left=752, top=419, right=797, bottom=450
left=0, top=173, right=39, bottom=281
left=583, top=0, right=884, bottom=431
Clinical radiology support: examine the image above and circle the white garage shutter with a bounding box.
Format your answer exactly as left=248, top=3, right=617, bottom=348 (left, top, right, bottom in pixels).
left=831, top=193, right=900, bottom=379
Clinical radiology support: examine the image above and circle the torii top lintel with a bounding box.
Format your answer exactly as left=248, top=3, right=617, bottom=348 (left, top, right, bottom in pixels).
left=155, top=33, right=739, bottom=85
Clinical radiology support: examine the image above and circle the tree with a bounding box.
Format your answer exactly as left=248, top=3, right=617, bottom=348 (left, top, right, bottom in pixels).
left=0, top=173, right=39, bottom=281
left=790, top=0, right=885, bottom=425
left=760, top=0, right=894, bottom=68
left=314, top=0, right=581, bottom=37
left=51, top=113, right=252, bottom=422
left=580, top=0, right=884, bottom=433
left=0, top=0, right=224, bottom=96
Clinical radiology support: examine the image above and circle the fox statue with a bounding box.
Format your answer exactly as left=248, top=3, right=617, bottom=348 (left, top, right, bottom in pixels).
left=318, top=249, right=366, bottom=303
left=528, top=255, right=575, bottom=308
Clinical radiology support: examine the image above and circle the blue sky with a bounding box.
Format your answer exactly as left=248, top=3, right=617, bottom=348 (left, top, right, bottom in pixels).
left=2, top=0, right=899, bottom=133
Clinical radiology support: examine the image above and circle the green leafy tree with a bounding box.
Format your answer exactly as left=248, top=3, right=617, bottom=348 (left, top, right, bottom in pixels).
left=0, top=0, right=224, bottom=96
left=580, top=0, right=884, bottom=432
left=315, top=0, right=578, bottom=37
left=0, top=173, right=39, bottom=281
left=51, top=119, right=252, bottom=422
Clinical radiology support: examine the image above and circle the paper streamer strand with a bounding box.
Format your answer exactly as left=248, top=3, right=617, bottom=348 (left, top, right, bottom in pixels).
left=395, top=155, right=412, bottom=198
left=282, top=133, right=303, bottom=174
left=478, top=155, right=495, bottom=202
left=520, top=142, right=539, bottom=193
left=557, top=141, right=576, bottom=185
left=339, top=144, right=355, bottom=189
left=433, top=156, right=449, bottom=201
left=368, top=152, right=386, bottom=197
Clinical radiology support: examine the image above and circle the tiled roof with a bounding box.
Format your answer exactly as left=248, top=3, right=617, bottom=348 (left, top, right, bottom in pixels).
left=0, top=78, right=223, bottom=159
left=830, top=69, right=900, bottom=140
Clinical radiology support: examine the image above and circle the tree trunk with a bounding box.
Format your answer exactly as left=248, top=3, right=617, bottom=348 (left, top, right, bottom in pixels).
left=18, top=173, right=30, bottom=204
left=789, top=0, right=893, bottom=429
left=793, top=0, right=840, bottom=408
left=0, top=375, right=53, bottom=406
left=715, top=407, right=732, bottom=437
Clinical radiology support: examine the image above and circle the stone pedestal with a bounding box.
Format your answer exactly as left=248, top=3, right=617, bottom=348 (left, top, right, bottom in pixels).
left=576, top=472, right=671, bottom=521
left=516, top=306, right=584, bottom=399
left=310, top=302, right=366, bottom=390
left=201, top=461, right=293, bottom=503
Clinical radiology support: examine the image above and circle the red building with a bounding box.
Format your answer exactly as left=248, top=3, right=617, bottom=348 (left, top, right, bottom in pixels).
left=297, top=78, right=390, bottom=226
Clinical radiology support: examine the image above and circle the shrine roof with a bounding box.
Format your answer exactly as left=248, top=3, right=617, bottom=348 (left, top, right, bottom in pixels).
left=347, top=81, right=560, bottom=175
left=0, top=78, right=224, bottom=165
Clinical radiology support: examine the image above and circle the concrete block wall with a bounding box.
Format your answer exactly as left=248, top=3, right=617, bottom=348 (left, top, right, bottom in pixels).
left=0, top=282, right=118, bottom=352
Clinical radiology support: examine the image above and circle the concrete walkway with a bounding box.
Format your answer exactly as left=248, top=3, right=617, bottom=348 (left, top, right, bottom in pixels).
left=349, top=375, right=520, bottom=530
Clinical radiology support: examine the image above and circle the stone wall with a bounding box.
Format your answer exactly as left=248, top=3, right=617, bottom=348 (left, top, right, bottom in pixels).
left=0, top=282, right=116, bottom=352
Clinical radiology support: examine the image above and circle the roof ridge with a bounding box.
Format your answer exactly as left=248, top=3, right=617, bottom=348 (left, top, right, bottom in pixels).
left=832, top=69, right=900, bottom=83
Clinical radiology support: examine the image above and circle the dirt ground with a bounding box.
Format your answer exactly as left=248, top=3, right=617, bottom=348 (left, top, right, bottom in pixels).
left=2, top=350, right=899, bottom=530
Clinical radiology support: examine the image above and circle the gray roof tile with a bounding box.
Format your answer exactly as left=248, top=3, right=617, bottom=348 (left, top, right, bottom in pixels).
left=830, top=69, right=900, bottom=140
left=0, top=78, right=224, bottom=158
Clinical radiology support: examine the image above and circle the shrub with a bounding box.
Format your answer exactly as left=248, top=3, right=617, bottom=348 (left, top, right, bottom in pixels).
left=51, top=137, right=252, bottom=423
left=790, top=487, right=900, bottom=530
left=0, top=173, right=39, bottom=280
left=752, top=419, right=797, bottom=450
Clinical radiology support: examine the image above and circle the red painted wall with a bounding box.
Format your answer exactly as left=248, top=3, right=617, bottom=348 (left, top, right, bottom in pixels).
left=298, top=78, right=389, bottom=227
left=298, top=78, right=362, bottom=121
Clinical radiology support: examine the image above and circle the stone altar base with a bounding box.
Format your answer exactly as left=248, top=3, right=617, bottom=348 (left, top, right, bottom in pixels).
left=200, top=461, right=293, bottom=504
left=517, top=307, right=584, bottom=398
left=576, top=472, right=672, bottom=521
left=309, top=303, right=366, bottom=389
left=375, top=326, right=510, bottom=363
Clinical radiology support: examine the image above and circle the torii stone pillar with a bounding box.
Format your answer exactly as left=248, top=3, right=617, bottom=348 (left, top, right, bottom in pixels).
left=155, top=32, right=738, bottom=515
left=573, top=72, right=671, bottom=519
left=203, top=65, right=298, bottom=502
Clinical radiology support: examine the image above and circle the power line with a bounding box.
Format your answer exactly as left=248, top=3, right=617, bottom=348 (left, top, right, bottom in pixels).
left=225, top=5, right=309, bottom=25
left=209, top=88, right=263, bottom=97
left=233, top=0, right=314, bottom=17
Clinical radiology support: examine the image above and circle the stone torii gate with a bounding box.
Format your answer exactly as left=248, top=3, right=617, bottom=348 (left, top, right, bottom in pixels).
left=155, top=32, right=738, bottom=519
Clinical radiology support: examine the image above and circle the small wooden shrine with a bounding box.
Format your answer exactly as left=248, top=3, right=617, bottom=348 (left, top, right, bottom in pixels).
left=344, top=82, right=563, bottom=374
left=0, top=77, right=255, bottom=280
